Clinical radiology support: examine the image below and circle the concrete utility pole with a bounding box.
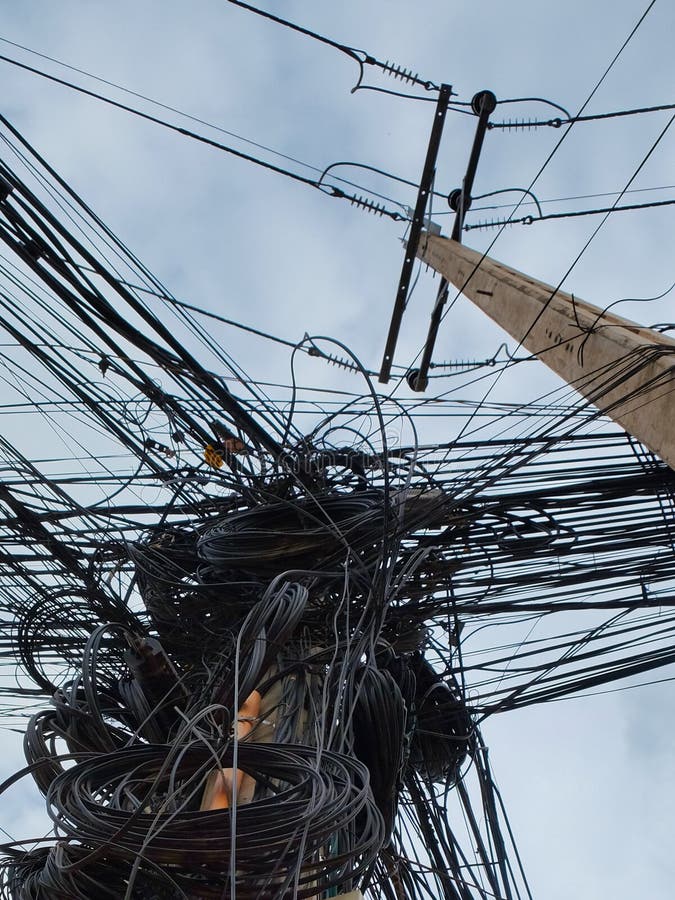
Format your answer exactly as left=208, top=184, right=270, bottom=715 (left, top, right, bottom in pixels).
left=417, top=233, right=675, bottom=471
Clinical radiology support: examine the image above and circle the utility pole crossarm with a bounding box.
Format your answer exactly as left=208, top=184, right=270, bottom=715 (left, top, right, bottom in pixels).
left=418, top=233, right=675, bottom=470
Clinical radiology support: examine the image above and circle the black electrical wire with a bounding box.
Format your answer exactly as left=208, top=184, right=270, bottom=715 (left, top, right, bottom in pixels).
left=489, top=100, right=675, bottom=130
left=0, top=6, right=673, bottom=895
left=465, top=196, right=675, bottom=231
left=224, top=0, right=441, bottom=93
left=0, top=56, right=406, bottom=225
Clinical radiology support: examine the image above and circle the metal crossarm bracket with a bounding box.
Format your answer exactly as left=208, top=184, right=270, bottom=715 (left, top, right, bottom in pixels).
left=378, top=83, right=453, bottom=383
left=410, top=89, right=497, bottom=392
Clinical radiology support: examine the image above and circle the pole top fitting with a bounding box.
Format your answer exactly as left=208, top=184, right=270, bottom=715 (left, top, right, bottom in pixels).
left=406, top=368, right=428, bottom=392
left=471, top=90, right=497, bottom=116
left=447, top=188, right=473, bottom=212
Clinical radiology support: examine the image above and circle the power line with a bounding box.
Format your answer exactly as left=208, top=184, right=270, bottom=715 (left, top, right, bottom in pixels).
left=465, top=196, right=675, bottom=231
left=0, top=52, right=406, bottom=222
left=458, top=183, right=675, bottom=213
left=224, top=0, right=442, bottom=94
left=20, top=30, right=663, bottom=227
left=489, top=100, right=675, bottom=131
left=0, top=36, right=409, bottom=210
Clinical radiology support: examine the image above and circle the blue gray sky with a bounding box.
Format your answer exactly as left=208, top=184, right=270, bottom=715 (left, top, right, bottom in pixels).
left=0, top=1, right=674, bottom=897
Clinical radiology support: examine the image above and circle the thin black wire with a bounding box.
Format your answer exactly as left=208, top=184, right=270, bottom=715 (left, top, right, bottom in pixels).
left=0, top=53, right=406, bottom=223
left=224, top=0, right=441, bottom=93
left=0, top=36, right=414, bottom=212
left=465, top=196, right=675, bottom=231
left=458, top=182, right=675, bottom=213
left=0, top=3, right=672, bottom=895
left=489, top=100, right=675, bottom=130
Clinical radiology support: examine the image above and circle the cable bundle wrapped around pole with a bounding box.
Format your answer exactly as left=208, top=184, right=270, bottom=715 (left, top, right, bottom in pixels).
left=0, top=83, right=674, bottom=900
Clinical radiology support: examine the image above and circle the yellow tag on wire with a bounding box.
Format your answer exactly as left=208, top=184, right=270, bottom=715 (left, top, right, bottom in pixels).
left=204, top=444, right=224, bottom=469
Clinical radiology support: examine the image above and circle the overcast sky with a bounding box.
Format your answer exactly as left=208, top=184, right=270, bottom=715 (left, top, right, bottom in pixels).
left=0, top=2, right=674, bottom=897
